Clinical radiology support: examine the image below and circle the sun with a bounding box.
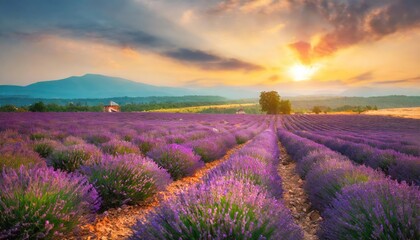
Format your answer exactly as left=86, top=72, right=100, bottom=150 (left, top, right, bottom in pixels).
left=289, top=64, right=319, bottom=81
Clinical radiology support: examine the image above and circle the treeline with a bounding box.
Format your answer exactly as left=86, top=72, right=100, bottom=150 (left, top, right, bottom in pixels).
left=0, top=101, right=259, bottom=113
left=0, top=95, right=234, bottom=106
left=0, top=102, right=102, bottom=112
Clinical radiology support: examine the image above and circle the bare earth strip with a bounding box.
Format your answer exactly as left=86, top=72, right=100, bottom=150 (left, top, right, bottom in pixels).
left=277, top=142, right=322, bottom=240
left=70, top=143, right=247, bottom=240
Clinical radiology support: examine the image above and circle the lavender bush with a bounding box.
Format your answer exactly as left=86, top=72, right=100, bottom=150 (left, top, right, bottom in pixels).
left=48, top=144, right=102, bottom=172
left=133, top=136, right=164, bottom=154
left=235, top=146, right=276, bottom=165
left=305, top=159, right=383, bottom=211
left=188, top=139, right=226, bottom=162
left=1, top=142, right=45, bottom=171
left=148, top=144, right=203, bottom=180
left=85, top=132, right=114, bottom=145
left=132, top=178, right=302, bottom=240
left=82, top=154, right=171, bottom=210
left=0, top=166, right=100, bottom=239
left=320, top=180, right=420, bottom=240
left=62, top=136, right=86, bottom=146
left=296, top=150, right=333, bottom=178
left=205, top=155, right=283, bottom=198
left=33, top=139, right=62, bottom=158
left=234, top=130, right=251, bottom=144
left=101, top=139, right=140, bottom=156
left=29, top=132, right=49, bottom=141
left=389, top=157, right=420, bottom=185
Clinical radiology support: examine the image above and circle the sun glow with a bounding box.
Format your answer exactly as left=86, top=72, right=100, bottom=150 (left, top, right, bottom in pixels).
left=289, top=64, right=319, bottom=81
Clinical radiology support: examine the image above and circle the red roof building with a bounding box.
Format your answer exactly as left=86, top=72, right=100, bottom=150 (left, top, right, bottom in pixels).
left=103, top=101, right=120, bottom=112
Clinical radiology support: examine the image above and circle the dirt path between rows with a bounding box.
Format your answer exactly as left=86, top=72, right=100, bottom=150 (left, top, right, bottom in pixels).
left=277, top=141, right=322, bottom=240
left=70, top=143, right=247, bottom=240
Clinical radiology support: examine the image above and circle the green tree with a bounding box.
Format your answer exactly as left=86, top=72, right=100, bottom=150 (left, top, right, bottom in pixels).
left=279, top=100, right=291, bottom=114
left=0, top=105, right=19, bottom=112
left=312, top=106, right=322, bottom=114
left=29, top=102, right=47, bottom=112
left=259, top=91, right=281, bottom=114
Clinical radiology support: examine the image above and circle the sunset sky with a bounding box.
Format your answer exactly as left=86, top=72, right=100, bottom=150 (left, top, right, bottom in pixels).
left=0, top=0, right=419, bottom=95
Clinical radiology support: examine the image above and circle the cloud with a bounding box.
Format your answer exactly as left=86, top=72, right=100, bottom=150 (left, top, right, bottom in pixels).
left=347, top=71, right=374, bottom=83
left=288, top=0, right=420, bottom=63
left=206, top=0, right=291, bottom=15
left=55, top=23, right=168, bottom=49
left=0, top=0, right=262, bottom=72
left=162, top=48, right=264, bottom=71
left=375, top=76, right=420, bottom=85
left=288, top=41, right=312, bottom=65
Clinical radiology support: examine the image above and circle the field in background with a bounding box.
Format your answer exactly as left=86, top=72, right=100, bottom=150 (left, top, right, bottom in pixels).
left=363, top=107, right=420, bottom=119
left=149, top=103, right=258, bottom=113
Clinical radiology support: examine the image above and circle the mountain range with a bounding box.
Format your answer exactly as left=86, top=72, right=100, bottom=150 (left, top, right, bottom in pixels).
left=0, top=74, right=261, bottom=99
left=1, top=74, right=419, bottom=99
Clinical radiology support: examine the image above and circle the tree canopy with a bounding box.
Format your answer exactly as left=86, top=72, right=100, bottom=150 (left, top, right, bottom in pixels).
left=259, top=91, right=292, bottom=114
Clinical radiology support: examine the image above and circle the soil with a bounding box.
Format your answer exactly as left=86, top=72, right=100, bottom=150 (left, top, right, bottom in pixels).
left=277, top=141, right=322, bottom=240
left=69, top=143, right=246, bottom=240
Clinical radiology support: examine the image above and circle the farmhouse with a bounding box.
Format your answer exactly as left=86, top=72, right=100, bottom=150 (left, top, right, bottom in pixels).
left=103, top=101, right=120, bottom=112
left=236, top=108, right=246, bottom=114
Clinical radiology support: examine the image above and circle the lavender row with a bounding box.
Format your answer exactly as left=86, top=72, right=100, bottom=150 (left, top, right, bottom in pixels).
left=283, top=114, right=420, bottom=147
left=0, top=113, right=268, bottom=174
left=310, top=129, right=420, bottom=156
left=295, top=130, right=420, bottom=185
left=284, top=115, right=420, bottom=156
left=0, top=113, right=271, bottom=238
left=277, top=128, right=419, bottom=239
left=132, top=129, right=304, bottom=239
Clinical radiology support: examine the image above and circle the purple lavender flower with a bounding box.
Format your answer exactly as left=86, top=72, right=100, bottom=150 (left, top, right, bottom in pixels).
left=81, top=154, right=171, bottom=210
left=133, top=136, right=165, bottom=154
left=132, top=178, right=302, bottom=240
left=101, top=139, right=140, bottom=156
left=187, top=138, right=226, bottom=163
left=388, top=157, right=420, bottom=186
left=0, top=166, right=100, bottom=239
left=62, top=136, right=86, bottom=146
left=205, top=155, right=283, bottom=198
left=85, top=132, right=114, bottom=145
left=0, top=141, right=45, bottom=171
left=147, top=144, right=204, bottom=180
left=320, top=179, right=420, bottom=239
left=33, top=139, right=62, bottom=158
left=48, top=143, right=102, bottom=172
left=234, top=130, right=251, bottom=144
left=297, top=149, right=347, bottom=179
left=305, top=159, right=383, bottom=211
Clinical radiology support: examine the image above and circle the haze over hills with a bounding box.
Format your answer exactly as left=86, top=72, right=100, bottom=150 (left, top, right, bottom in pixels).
left=1, top=74, right=419, bottom=100
left=0, top=74, right=194, bottom=99
left=0, top=74, right=260, bottom=99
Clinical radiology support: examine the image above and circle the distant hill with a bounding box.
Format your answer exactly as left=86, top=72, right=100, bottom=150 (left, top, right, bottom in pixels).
left=0, top=74, right=262, bottom=99
left=0, top=74, right=194, bottom=99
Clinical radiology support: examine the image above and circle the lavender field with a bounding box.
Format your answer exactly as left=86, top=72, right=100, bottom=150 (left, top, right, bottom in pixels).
left=0, top=112, right=419, bottom=239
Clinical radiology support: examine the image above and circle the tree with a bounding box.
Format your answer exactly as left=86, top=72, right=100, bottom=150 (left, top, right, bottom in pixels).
left=259, top=91, right=281, bottom=114
left=279, top=100, right=291, bottom=114
left=29, top=101, right=47, bottom=112
left=259, top=91, right=292, bottom=115
left=312, top=106, right=322, bottom=114
left=0, top=104, right=19, bottom=112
